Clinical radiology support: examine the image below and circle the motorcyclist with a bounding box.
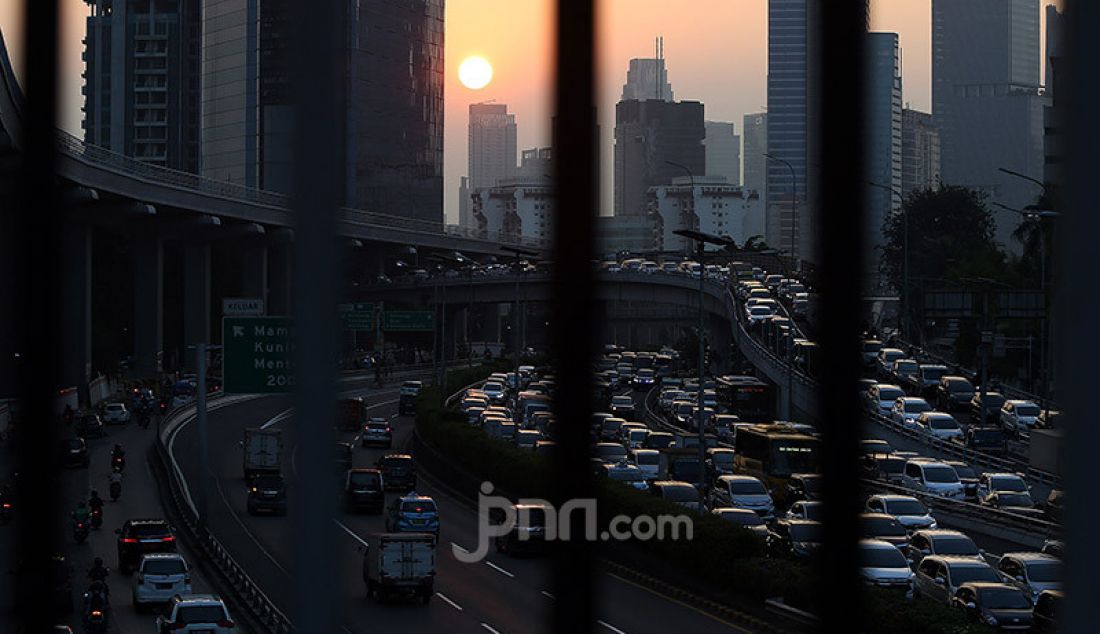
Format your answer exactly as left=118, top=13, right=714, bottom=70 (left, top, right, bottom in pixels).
left=71, top=501, right=90, bottom=525
left=111, top=444, right=125, bottom=460
left=88, top=490, right=104, bottom=513
left=87, top=558, right=109, bottom=588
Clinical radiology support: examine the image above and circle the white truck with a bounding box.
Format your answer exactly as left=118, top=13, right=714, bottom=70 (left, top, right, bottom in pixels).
left=362, top=533, right=436, bottom=603
left=242, top=428, right=282, bottom=480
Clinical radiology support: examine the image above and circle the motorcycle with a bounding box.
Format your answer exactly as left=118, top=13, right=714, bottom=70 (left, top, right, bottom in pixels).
left=138, top=413, right=150, bottom=429
left=73, top=520, right=89, bottom=544
left=0, top=500, right=12, bottom=525
left=108, top=481, right=121, bottom=502
left=110, top=454, right=125, bottom=473
left=83, top=586, right=109, bottom=633
left=90, top=507, right=102, bottom=529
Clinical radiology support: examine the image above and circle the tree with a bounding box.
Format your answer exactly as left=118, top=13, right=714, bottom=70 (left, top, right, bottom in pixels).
left=743, top=235, right=769, bottom=251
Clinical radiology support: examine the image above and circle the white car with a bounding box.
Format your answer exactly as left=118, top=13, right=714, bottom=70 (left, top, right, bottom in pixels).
left=102, top=402, right=131, bottom=424
left=481, top=381, right=507, bottom=404
left=1000, top=400, right=1041, bottom=438
left=866, top=494, right=937, bottom=530
left=155, top=594, right=236, bottom=632
left=890, top=397, right=932, bottom=426
left=631, top=449, right=661, bottom=478
left=915, top=412, right=964, bottom=441
left=709, top=475, right=775, bottom=519
left=977, top=473, right=1030, bottom=500
left=860, top=539, right=915, bottom=591
left=902, top=461, right=965, bottom=499
left=876, top=348, right=906, bottom=376
left=132, top=553, right=191, bottom=607
left=744, top=305, right=775, bottom=325
left=865, top=384, right=905, bottom=415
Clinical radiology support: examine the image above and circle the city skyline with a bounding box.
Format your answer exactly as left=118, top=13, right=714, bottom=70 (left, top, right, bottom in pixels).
left=0, top=0, right=1059, bottom=224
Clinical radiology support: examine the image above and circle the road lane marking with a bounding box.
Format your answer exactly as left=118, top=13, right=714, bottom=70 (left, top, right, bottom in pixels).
left=436, top=592, right=464, bottom=611
left=212, top=475, right=289, bottom=575
left=334, top=519, right=368, bottom=548
left=261, top=408, right=294, bottom=429
left=484, top=561, right=515, bottom=578
left=541, top=590, right=555, bottom=600
left=604, top=572, right=754, bottom=633
left=598, top=621, right=627, bottom=634
left=480, top=624, right=502, bottom=634
left=452, top=542, right=471, bottom=554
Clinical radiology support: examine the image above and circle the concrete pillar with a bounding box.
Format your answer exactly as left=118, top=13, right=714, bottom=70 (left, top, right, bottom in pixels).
left=60, top=223, right=92, bottom=402
left=269, top=244, right=292, bottom=316
left=183, top=243, right=211, bottom=362
left=241, top=243, right=268, bottom=310
left=132, top=234, right=163, bottom=377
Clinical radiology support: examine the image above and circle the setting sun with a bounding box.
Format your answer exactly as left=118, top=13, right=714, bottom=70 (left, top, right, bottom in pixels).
left=458, top=56, right=493, bottom=90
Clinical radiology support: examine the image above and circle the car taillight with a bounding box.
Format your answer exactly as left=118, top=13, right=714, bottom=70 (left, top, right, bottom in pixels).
left=386, top=427, right=392, bottom=433
left=121, top=538, right=138, bottom=543
left=91, top=610, right=103, bottom=617
left=2, top=503, right=10, bottom=509
left=163, top=535, right=175, bottom=542
left=216, top=620, right=235, bottom=628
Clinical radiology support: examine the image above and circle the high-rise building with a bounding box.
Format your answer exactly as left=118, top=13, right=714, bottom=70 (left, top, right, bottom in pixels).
left=766, top=0, right=815, bottom=261
left=470, top=178, right=553, bottom=244
left=621, top=44, right=674, bottom=102
left=82, top=0, right=201, bottom=172
left=742, top=113, right=767, bottom=202
left=648, top=176, right=762, bottom=251
left=516, top=147, right=553, bottom=181
left=199, top=0, right=444, bottom=223
left=932, top=0, right=1044, bottom=245
left=704, top=121, right=740, bottom=187
left=1043, top=3, right=1064, bottom=201
left=901, top=108, right=941, bottom=194
left=467, top=103, right=517, bottom=191
left=866, top=32, right=903, bottom=261
left=613, top=99, right=705, bottom=218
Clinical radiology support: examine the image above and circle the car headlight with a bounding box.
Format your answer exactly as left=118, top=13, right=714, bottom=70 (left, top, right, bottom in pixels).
left=983, top=614, right=999, bottom=626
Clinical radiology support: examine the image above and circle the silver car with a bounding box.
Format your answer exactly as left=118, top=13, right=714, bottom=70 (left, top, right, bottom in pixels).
left=132, top=553, right=192, bottom=606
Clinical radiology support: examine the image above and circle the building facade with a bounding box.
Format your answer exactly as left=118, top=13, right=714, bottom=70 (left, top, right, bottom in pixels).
left=704, top=121, right=741, bottom=187
left=467, top=103, right=517, bottom=191
left=613, top=99, right=705, bottom=218
left=742, top=112, right=767, bottom=201
left=866, top=32, right=903, bottom=260
left=470, top=177, right=553, bottom=244
left=83, top=0, right=201, bottom=172
left=621, top=57, right=674, bottom=102
left=595, top=215, right=661, bottom=255
left=901, top=108, right=941, bottom=194
left=648, top=176, right=763, bottom=253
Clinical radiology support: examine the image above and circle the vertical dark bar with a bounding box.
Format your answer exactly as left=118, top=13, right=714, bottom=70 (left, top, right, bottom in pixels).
left=13, top=0, right=63, bottom=630
left=1060, top=2, right=1096, bottom=633
left=814, top=1, right=866, bottom=631
left=552, top=0, right=596, bottom=632
left=290, top=0, right=340, bottom=631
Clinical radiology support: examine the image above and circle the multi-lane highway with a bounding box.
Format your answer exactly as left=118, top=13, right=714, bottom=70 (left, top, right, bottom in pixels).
left=169, top=378, right=758, bottom=634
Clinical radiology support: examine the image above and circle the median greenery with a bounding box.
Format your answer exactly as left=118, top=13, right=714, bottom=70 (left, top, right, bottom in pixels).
left=415, top=367, right=990, bottom=633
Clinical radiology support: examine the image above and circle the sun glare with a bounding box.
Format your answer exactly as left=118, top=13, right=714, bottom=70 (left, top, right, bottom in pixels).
left=458, top=56, right=493, bottom=90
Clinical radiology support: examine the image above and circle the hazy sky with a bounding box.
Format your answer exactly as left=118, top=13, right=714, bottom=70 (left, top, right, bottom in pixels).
left=0, top=0, right=1056, bottom=221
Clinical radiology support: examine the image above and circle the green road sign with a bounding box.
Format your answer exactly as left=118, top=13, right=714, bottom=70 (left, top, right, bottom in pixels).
left=222, top=316, right=296, bottom=393
left=383, top=310, right=434, bottom=332
left=339, top=302, right=375, bottom=331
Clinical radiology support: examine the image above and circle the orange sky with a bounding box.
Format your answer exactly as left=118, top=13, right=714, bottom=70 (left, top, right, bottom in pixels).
left=0, top=0, right=1057, bottom=220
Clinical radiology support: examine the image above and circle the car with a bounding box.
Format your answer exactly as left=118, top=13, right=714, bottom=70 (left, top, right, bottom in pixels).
left=132, top=553, right=192, bottom=608
left=970, top=391, right=1007, bottom=425
left=376, top=454, right=417, bottom=491
left=859, top=439, right=893, bottom=456
left=1031, top=589, right=1062, bottom=633
left=859, top=539, right=914, bottom=591
left=915, top=412, right=964, bottom=441
left=766, top=519, right=823, bottom=560
left=618, top=421, right=648, bottom=445
left=980, top=491, right=1043, bottom=517
left=977, top=473, right=1030, bottom=500
left=785, top=473, right=823, bottom=503
left=936, top=376, right=975, bottom=412
left=594, top=442, right=629, bottom=465
left=866, top=494, right=937, bottom=530
left=996, top=552, right=1062, bottom=602
left=712, top=508, right=769, bottom=537
left=913, top=555, right=1002, bottom=604
left=786, top=500, right=825, bottom=522
left=859, top=452, right=906, bottom=484
left=907, top=364, right=949, bottom=397
left=631, top=448, right=661, bottom=478
left=480, top=381, right=507, bottom=405
left=246, top=474, right=287, bottom=515
left=1000, top=400, right=1042, bottom=439
left=951, top=582, right=1034, bottom=629
left=649, top=480, right=703, bottom=513
left=385, top=493, right=440, bottom=535
left=704, top=448, right=736, bottom=481
left=58, top=437, right=90, bottom=468
left=709, top=475, right=775, bottom=519
left=905, top=529, right=982, bottom=566
left=744, top=304, right=775, bottom=325
left=864, top=384, right=906, bottom=415
left=958, top=425, right=1008, bottom=455
left=859, top=513, right=910, bottom=547
left=154, top=594, right=236, bottom=633
left=102, top=402, right=131, bottom=424
left=494, top=502, right=550, bottom=555
left=360, top=418, right=393, bottom=448
left=642, top=431, right=676, bottom=450
left=398, top=381, right=422, bottom=415
left=891, top=396, right=932, bottom=426
left=876, top=348, right=907, bottom=377
left=604, top=462, right=650, bottom=491
left=1039, top=539, right=1063, bottom=559
left=889, top=358, right=920, bottom=386
left=901, top=460, right=965, bottom=499
left=708, top=413, right=739, bottom=442
left=632, top=368, right=657, bottom=390
left=74, top=412, right=105, bottom=438
left=943, top=460, right=980, bottom=499
left=343, top=468, right=385, bottom=513
left=116, top=519, right=176, bottom=573
left=609, top=395, right=635, bottom=418
left=514, top=429, right=542, bottom=450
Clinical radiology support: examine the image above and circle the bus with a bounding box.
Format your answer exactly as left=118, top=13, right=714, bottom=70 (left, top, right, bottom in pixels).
left=733, top=424, right=820, bottom=502
left=715, top=375, right=775, bottom=423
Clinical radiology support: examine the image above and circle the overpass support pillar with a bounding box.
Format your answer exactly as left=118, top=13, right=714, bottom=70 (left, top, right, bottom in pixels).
left=269, top=245, right=292, bottom=316
left=60, top=223, right=92, bottom=402
left=241, top=244, right=268, bottom=308
left=132, top=233, right=163, bottom=377
left=183, top=243, right=211, bottom=365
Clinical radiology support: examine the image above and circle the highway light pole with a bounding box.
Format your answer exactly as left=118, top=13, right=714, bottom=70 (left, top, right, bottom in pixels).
left=674, top=229, right=734, bottom=490
left=764, top=153, right=798, bottom=268
left=502, top=246, right=539, bottom=387
left=867, top=181, right=908, bottom=341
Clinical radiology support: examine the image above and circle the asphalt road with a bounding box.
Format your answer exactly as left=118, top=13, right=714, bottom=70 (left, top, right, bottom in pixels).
left=171, top=380, right=757, bottom=634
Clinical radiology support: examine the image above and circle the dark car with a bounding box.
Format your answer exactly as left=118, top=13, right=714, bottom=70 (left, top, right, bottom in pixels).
left=1044, top=490, right=1064, bottom=523
left=944, top=460, right=980, bottom=499
left=360, top=418, right=393, bottom=448
left=398, top=381, right=422, bottom=415
left=247, top=474, right=287, bottom=515
left=859, top=453, right=906, bottom=484
left=494, top=503, right=549, bottom=556
left=766, top=519, right=823, bottom=560
left=1032, top=589, right=1061, bottom=633
left=335, top=442, right=353, bottom=474
left=116, top=519, right=176, bottom=573
left=936, top=376, right=975, bottom=412
left=343, top=468, right=385, bottom=513
left=58, top=437, right=90, bottom=468
left=951, top=582, right=1034, bottom=630
left=642, top=431, right=676, bottom=450
left=970, top=392, right=1007, bottom=425
left=73, top=413, right=105, bottom=438
left=785, top=473, right=824, bottom=503
left=958, top=426, right=1008, bottom=456
left=376, top=454, right=417, bottom=491
left=859, top=513, right=909, bottom=547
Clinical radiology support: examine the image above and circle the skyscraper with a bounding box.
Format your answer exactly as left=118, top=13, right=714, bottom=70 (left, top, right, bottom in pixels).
left=83, top=0, right=201, bottom=172
left=613, top=99, right=705, bottom=218
left=704, top=121, right=741, bottom=186
left=932, top=0, right=1044, bottom=244
left=467, top=103, right=517, bottom=190
left=866, top=32, right=903, bottom=263
left=766, top=0, right=813, bottom=260
left=621, top=41, right=674, bottom=102
left=901, top=108, right=941, bottom=194
left=742, top=112, right=767, bottom=203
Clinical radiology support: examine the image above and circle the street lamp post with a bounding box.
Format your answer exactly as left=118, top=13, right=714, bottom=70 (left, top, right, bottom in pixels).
left=502, top=246, right=539, bottom=389
left=868, top=181, right=908, bottom=341
left=674, top=229, right=734, bottom=491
